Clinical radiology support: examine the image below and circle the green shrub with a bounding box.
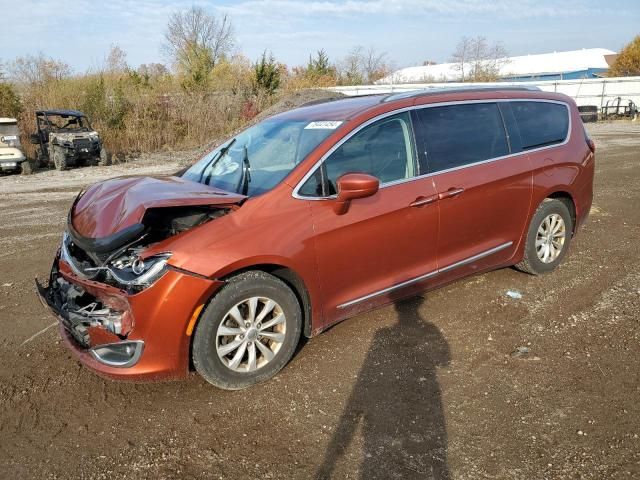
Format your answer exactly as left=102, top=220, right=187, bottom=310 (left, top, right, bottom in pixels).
left=0, top=83, right=22, bottom=118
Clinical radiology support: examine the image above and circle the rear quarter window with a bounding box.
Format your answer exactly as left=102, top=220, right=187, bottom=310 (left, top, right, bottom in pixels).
left=510, top=101, right=569, bottom=150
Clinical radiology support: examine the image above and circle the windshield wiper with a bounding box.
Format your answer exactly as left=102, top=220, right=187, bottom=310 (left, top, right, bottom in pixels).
left=238, top=145, right=252, bottom=196
left=200, top=138, right=237, bottom=185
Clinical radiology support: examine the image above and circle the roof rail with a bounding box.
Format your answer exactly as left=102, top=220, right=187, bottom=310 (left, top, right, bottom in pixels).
left=35, top=109, right=87, bottom=117
left=299, top=96, right=345, bottom=108
left=382, top=85, right=541, bottom=103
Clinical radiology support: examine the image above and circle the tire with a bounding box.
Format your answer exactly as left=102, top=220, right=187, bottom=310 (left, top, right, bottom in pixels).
left=578, top=105, right=599, bottom=123
left=98, top=147, right=111, bottom=166
left=515, top=198, right=573, bottom=275
left=52, top=146, right=67, bottom=170
left=20, top=160, right=33, bottom=175
left=192, top=271, right=302, bottom=390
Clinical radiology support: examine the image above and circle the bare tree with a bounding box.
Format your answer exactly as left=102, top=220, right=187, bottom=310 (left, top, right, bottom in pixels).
left=105, top=44, right=128, bottom=74
left=362, top=46, right=391, bottom=83
left=138, top=63, right=169, bottom=79
left=451, top=36, right=508, bottom=82
left=163, top=6, right=234, bottom=75
left=338, top=45, right=391, bottom=85
left=339, top=46, right=365, bottom=84
left=10, top=53, right=71, bottom=85
left=451, top=37, right=472, bottom=81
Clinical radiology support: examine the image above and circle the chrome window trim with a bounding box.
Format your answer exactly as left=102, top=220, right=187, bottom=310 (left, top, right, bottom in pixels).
left=337, top=241, right=513, bottom=309
left=292, top=98, right=572, bottom=200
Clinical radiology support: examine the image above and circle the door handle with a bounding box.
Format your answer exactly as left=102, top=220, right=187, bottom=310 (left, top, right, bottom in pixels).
left=409, top=194, right=438, bottom=207
left=438, top=187, right=465, bottom=200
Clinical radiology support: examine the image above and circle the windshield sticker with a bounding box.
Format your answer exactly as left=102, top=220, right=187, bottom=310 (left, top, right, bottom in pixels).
left=304, top=121, right=343, bottom=130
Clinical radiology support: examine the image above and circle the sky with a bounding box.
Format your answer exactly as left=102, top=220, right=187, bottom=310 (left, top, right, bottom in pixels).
left=1, top=0, right=639, bottom=73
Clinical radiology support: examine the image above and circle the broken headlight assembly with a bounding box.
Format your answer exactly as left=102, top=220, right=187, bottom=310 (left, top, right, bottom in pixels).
left=107, top=252, right=172, bottom=287
left=60, top=232, right=171, bottom=290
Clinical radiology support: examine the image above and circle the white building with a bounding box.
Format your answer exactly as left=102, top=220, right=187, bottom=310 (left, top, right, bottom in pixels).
left=378, top=48, right=617, bottom=84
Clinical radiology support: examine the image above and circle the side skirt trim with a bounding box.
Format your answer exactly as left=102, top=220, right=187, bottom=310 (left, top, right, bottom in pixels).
left=337, top=241, right=513, bottom=309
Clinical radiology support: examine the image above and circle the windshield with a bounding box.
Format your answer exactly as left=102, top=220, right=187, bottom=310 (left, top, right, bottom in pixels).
left=43, top=114, right=91, bottom=132
left=0, top=123, right=19, bottom=136
left=183, top=118, right=339, bottom=196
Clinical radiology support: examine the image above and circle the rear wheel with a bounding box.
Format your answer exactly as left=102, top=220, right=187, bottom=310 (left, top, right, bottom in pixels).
left=516, top=198, right=573, bottom=275
left=192, top=271, right=302, bottom=390
left=52, top=146, right=67, bottom=170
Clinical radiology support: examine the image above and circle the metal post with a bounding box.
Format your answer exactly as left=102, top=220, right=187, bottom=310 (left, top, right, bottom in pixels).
left=600, top=80, right=606, bottom=110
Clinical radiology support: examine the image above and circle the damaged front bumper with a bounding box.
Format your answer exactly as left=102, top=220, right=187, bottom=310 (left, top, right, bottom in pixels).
left=37, top=251, right=223, bottom=380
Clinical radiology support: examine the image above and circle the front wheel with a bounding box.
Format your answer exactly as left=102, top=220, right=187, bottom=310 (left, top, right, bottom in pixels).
left=20, top=160, right=33, bottom=175
left=192, top=271, right=302, bottom=390
left=52, top=146, right=67, bottom=170
left=515, top=198, right=573, bottom=275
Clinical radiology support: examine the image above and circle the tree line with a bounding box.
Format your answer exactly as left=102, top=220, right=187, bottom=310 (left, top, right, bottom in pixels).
left=0, top=5, right=638, bottom=158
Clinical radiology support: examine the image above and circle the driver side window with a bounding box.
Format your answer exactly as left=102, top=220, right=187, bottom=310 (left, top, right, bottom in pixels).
left=298, top=112, right=417, bottom=197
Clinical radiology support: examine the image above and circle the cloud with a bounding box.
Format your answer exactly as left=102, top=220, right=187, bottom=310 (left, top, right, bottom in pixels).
left=218, top=0, right=602, bottom=19
left=242, top=30, right=338, bottom=41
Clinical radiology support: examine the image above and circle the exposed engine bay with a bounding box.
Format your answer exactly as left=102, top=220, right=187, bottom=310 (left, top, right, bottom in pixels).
left=63, top=205, right=230, bottom=292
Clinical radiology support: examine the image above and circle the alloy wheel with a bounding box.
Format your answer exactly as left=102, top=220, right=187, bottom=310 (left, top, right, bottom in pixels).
left=215, top=297, right=286, bottom=372
left=535, top=213, right=566, bottom=263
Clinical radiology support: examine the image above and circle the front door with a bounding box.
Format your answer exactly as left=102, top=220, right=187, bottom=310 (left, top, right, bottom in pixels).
left=296, top=112, right=440, bottom=327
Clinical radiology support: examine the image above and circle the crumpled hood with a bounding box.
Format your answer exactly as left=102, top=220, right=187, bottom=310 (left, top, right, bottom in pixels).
left=71, top=175, right=245, bottom=239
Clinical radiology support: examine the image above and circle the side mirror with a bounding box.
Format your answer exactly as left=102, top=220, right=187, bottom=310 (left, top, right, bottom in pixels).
left=334, top=173, right=379, bottom=215
left=29, top=134, right=40, bottom=145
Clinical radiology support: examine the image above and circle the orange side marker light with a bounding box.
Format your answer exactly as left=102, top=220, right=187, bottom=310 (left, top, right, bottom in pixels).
left=186, top=304, right=205, bottom=336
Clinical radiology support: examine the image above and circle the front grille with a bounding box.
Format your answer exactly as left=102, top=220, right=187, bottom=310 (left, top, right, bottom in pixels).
left=73, top=138, right=92, bottom=149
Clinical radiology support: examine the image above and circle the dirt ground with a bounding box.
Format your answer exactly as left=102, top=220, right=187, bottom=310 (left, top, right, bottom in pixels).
left=0, top=121, right=639, bottom=480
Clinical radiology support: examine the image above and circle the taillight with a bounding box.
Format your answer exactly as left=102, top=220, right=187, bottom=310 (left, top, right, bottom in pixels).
left=587, top=138, right=596, bottom=153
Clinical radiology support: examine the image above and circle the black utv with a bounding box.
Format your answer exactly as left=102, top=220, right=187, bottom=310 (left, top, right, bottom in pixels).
left=30, top=110, right=110, bottom=170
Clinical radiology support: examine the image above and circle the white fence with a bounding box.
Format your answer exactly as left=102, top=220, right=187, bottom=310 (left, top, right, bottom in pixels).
left=328, top=76, right=640, bottom=110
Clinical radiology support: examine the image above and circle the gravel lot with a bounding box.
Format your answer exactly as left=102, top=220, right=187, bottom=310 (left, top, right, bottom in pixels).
left=0, top=121, right=638, bottom=479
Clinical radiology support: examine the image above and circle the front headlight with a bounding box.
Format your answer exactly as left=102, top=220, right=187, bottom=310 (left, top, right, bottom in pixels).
left=108, top=253, right=172, bottom=287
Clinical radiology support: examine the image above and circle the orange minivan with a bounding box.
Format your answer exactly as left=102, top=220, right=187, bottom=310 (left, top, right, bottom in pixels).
left=38, top=87, right=595, bottom=389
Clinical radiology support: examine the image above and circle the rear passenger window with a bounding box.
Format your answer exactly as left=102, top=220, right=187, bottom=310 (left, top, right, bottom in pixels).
left=510, top=101, right=569, bottom=150
left=415, top=103, right=509, bottom=174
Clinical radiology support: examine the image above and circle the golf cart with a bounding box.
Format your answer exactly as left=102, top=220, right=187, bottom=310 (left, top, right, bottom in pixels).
left=30, top=110, right=110, bottom=170
left=0, top=118, right=29, bottom=174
